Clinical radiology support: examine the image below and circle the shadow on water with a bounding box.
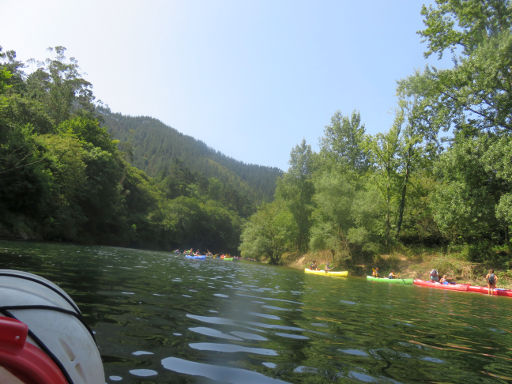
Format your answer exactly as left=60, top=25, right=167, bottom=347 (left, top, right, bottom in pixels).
left=1, top=240, right=512, bottom=383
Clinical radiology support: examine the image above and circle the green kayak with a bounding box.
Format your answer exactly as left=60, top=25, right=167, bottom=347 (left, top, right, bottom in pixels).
left=366, top=275, right=413, bottom=284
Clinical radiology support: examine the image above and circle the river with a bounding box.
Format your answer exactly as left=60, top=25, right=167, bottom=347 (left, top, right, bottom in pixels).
left=1, top=240, right=511, bottom=383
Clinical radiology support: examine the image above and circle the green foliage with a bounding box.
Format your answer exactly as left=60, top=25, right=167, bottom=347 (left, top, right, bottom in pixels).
left=320, top=110, right=369, bottom=171
left=241, top=0, right=512, bottom=265
left=0, top=124, right=51, bottom=229
left=240, top=201, right=297, bottom=264
left=0, top=47, right=250, bottom=253
left=276, top=140, right=315, bottom=252
left=58, top=116, right=117, bottom=152
left=36, top=133, right=88, bottom=240
left=99, top=109, right=282, bottom=211
left=401, top=0, right=512, bottom=136
left=431, top=135, right=505, bottom=243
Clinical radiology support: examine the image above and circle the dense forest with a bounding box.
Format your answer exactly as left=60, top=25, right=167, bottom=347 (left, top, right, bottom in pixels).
left=0, top=46, right=280, bottom=253
left=99, top=110, right=281, bottom=218
left=100, top=110, right=281, bottom=204
left=240, top=0, right=512, bottom=266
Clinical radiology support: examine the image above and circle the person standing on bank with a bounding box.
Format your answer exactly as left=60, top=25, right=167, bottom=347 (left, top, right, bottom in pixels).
left=486, top=269, right=497, bottom=295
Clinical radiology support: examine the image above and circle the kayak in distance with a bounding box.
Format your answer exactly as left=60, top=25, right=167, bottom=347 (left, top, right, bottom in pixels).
left=185, top=255, right=206, bottom=260
left=468, top=285, right=512, bottom=297
left=304, top=268, right=348, bottom=277
left=413, top=279, right=470, bottom=291
left=366, top=276, right=413, bottom=284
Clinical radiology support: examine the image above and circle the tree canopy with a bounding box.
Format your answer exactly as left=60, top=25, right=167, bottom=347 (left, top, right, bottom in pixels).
left=240, top=0, right=512, bottom=265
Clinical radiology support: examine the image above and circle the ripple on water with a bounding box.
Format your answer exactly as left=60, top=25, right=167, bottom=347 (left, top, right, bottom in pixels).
left=262, top=305, right=291, bottom=312
left=189, top=326, right=242, bottom=341
left=340, top=300, right=357, bottom=305
left=293, top=366, right=318, bottom=374
left=347, top=370, right=378, bottom=383
left=311, top=322, right=328, bottom=327
left=109, top=376, right=122, bottom=382
left=230, top=331, right=268, bottom=341
left=161, top=357, right=290, bottom=384
left=187, top=314, right=236, bottom=326
left=214, top=293, right=229, bottom=298
left=132, top=351, right=154, bottom=356
left=420, top=356, right=445, bottom=364
left=236, top=293, right=303, bottom=305
left=339, top=348, right=369, bottom=357
left=189, top=342, right=278, bottom=356
left=249, top=312, right=281, bottom=320
left=275, top=332, right=309, bottom=340
left=129, top=369, right=158, bottom=377
left=247, top=321, right=304, bottom=332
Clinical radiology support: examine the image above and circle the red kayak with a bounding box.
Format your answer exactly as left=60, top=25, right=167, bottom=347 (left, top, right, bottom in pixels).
left=413, top=279, right=470, bottom=291
left=468, top=285, right=512, bottom=297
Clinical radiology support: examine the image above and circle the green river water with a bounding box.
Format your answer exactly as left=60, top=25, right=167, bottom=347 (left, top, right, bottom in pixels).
left=1, top=240, right=512, bottom=383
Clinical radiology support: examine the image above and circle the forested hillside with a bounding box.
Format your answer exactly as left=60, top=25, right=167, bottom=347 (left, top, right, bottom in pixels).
left=0, top=46, right=278, bottom=253
left=240, top=0, right=512, bottom=266
left=100, top=110, right=281, bottom=205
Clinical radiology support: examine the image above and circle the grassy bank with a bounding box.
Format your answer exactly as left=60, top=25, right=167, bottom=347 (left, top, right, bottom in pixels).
left=283, top=246, right=512, bottom=289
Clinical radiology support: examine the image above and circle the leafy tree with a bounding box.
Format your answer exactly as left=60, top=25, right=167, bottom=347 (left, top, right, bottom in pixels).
left=26, top=46, right=95, bottom=126
left=320, top=111, right=369, bottom=171
left=309, top=167, right=357, bottom=262
left=482, top=137, right=512, bottom=241
left=276, top=140, right=315, bottom=252
left=36, top=134, right=87, bottom=240
left=431, top=134, right=505, bottom=243
left=365, top=115, right=402, bottom=246
left=400, top=0, right=512, bottom=136
left=0, top=124, right=51, bottom=235
left=239, top=201, right=297, bottom=264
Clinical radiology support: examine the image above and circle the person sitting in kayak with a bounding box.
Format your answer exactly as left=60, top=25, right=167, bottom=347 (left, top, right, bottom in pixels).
left=372, top=267, right=380, bottom=277
left=486, top=269, right=497, bottom=295
left=429, top=269, right=440, bottom=282
left=310, top=260, right=318, bottom=270
left=439, top=274, right=453, bottom=284
left=388, top=271, right=397, bottom=279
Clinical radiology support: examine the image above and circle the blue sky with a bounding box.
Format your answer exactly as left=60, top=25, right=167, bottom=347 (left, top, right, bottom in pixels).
left=2, top=0, right=442, bottom=171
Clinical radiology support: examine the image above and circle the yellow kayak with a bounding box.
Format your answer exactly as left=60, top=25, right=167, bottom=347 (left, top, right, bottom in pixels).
left=304, top=268, right=348, bottom=277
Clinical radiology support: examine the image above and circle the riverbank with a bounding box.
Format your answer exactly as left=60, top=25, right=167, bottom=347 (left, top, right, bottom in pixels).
left=283, top=247, right=512, bottom=289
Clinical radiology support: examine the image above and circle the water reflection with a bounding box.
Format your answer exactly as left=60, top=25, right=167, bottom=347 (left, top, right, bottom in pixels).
left=161, top=356, right=290, bottom=384
left=1, top=240, right=512, bottom=383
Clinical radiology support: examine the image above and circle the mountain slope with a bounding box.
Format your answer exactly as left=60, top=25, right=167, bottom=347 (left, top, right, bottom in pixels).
left=98, top=108, right=282, bottom=205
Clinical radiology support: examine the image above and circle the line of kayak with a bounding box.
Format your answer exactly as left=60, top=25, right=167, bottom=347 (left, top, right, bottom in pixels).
left=184, top=255, right=234, bottom=261
left=366, top=275, right=413, bottom=284
left=304, top=268, right=348, bottom=277
left=413, top=279, right=512, bottom=297
left=306, top=270, right=512, bottom=298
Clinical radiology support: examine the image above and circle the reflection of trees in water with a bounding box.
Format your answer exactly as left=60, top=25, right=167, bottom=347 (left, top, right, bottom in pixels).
left=0, top=240, right=134, bottom=326
left=214, top=263, right=309, bottom=374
